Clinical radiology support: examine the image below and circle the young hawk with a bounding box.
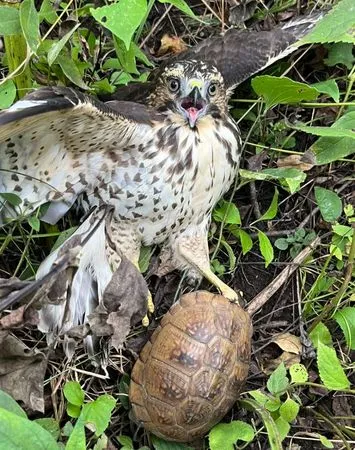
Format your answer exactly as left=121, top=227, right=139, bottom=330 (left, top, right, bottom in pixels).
left=0, top=15, right=320, bottom=339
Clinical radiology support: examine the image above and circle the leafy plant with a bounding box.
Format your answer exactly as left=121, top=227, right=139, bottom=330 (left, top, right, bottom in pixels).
left=275, top=228, right=317, bottom=258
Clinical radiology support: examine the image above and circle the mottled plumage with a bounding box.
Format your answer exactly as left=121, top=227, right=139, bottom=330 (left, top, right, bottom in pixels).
left=0, top=14, right=321, bottom=342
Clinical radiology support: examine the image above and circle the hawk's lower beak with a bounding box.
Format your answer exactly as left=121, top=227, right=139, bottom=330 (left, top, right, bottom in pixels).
left=180, top=86, right=206, bottom=128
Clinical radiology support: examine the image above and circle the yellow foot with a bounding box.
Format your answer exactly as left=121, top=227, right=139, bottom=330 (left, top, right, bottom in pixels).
left=142, top=292, right=155, bottom=327
left=220, top=285, right=243, bottom=304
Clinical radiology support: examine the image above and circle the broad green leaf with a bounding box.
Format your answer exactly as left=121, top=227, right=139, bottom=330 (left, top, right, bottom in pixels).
left=267, top=363, right=289, bottom=395
left=293, top=124, right=355, bottom=139
left=314, top=187, right=342, bottom=222
left=151, top=436, right=194, bottom=450
left=256, top=188, right=278, bottom=222
left=63, top=382, right=85, bottom=407
left=39, top=0, right=58, bottom=24
left=67, top=403, right=81, bottom=418
left=240, top=167, right=306, bottom=184
left=275, top=416, right=290, bottom=441
left=213, top=200, right=241, bottom=225
left=47, top=23, right=80, bottom=66
left=91, top=0, right=147, bottom=50
left=275, top=238, right=289, bottom=251
left=304, top=111, right=355, bottom=165
left=332, top=224, right=353, bottom=238
left=27, top=216, right=40, bottom=231
left=333, top=307, right=355, bottom=350
left=289, top=363, right=308, bottom=383
left=159, top=0, right=196, bottom=19
left=34, top=418, right=60, bottom=441
left=248, top=390, right=270, bottom=406
left=279, top=398, right=300, bottom=422
left=20, top=0, right=40, bottom=53
left=65, top=421, right=86, bottom=450
left=309, top=322, right=333, bottom=348
left=0, top=7, right=21, bottom=36
left=0, top=193, right=22, bottom=206
left=209, top=421, right=255, bottom=450
left=317, top=341, right=350, bottom=390
left=251, top=76, right=319, bottom=110
left=312, top=80, right=340, bottom=103
left=238, top=229, right=253, bottom=255
left=300, top=0, right=355, bottom=44
left=0, top=79, right=17, bottom=109
left=117, top=436, right=133, bottom=448
left=265, top=397, right=281, bottom=412
left=56, top=54, right=89, bottom=89
left=0, top=407, right=59, bottom=450
left=80, top=395, right=116, bottom=436
left=138, top=245, right=153, bottom=273
left=257, top=231, right=274, bottom=268
left=319, top=434, right=335, bottom=448
left=0, top=390, right=26, bottom=418
left=325, top=42, right=355, bottom=69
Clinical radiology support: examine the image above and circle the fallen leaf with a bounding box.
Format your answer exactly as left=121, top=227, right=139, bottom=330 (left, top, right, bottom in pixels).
left=263, top=351, right=300, bottom=373
left=156, top=34, right=187, bottom=57
left=272, top=332, right=302, bottom=355
left=0, top=331, right=47, bottom=412
left=276, top=154, right=314, bottom=171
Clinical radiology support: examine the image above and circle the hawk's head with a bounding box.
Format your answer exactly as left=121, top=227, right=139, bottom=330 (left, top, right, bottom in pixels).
left=150, top=60, right=227, bottom=128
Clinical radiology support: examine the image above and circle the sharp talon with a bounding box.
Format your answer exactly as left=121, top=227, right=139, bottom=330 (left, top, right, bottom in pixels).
left=142, top=314, right=149, bottom=327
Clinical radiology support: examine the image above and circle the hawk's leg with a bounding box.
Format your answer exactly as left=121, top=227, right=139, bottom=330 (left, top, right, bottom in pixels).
left=176, top=230, right=242, bottom=304
left=106, top=219, right=154, bottom=325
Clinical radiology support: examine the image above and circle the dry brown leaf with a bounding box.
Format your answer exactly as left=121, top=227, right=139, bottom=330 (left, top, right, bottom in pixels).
left=276, top=154, right=314, bottom=171
left=156, top=34, right=187, bottom=57
left=0, top=331, right=47, bottom=412
left=272, top=332, right=302, bottom=355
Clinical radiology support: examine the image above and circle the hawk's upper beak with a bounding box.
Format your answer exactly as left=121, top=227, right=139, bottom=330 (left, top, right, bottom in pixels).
left=180, top=84, right=207, bottom=128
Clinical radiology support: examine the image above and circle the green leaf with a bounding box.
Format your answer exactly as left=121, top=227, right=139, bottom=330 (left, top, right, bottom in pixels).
left=293, top=124, right=355, bottom=139
left=80, top=395, right=116, bottom=436
left=158, top=0, right=196, bottom=19
left=312, top=80, right=340, bottom=103
left=304, top=111, right=355, bottom=165
left=91, top=0, right=147, bottom=50
left=267, top=363, right=289, bottom=395
left=317, top=341, right=350, bottom=390
left=289, top=363, right=308, bottom=384
left=275, top=416, right=290, bottom=441
left=138, top=245, right=153, bottom=273
left=67, top=403, right=81, bottom=418
left=333, top=307, right=355, bottom=350
left=47, top=23, right=80, bottom=66
left=279, top=398, right=299, bottom=423
left=117, top=436, right=133, bottom=448
left=63, top=381, right=85, bottom=407
left=151, top=436, right=194, bottom=450
left=0, top=390, right=26, bottom=418
left=256, top=188, right=279, bottom=222
left=34, top=418, right=60, bottom=441
left=251, top=76, right=319, bottom=110
left=300, top=0, right=355, bottom=44
left=325, top=42, right=355, bottom=69
left=209, top=420, right=255, bottom=450
left=220, top=239, right=236, bottom=271
left=0, top=7, right=21, bottom=36
left=56, top=54, right=89, bottom=89
left=0, top=193, right=22, bottom=206
left=248, top=390, right=270, bottom=406
left=20, top=0, right=40, bottom=53
left=238, top=229, right=253, bottom=255
left=39, top=0, right=58, bottom=24
left=274, top=238, right=289, bottom=251
left=0, top=407, right=60, bottom=450
left=314, top=187, right=342, bottom=222
left=240, top=167, right=306, bottom=184
left=65, top=422, right=86, bottom=450
left=265, top=397, right=281, bottom=412
left=257, top=231, right=274, bottom=268
left=319, top=434, right=335, bottom=449
left=27, top=216, right=40, bottom=231
left=332, top=224, right=353, bottom=238
left=309, top=322, right=333, bottom=349
left=0, top=79, right=17, bottom=110
left=213, top=200, right=241, bottom=225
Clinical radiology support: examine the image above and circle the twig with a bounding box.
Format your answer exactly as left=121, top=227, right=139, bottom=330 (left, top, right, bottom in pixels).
left=246, top=236, right=321, bottom=315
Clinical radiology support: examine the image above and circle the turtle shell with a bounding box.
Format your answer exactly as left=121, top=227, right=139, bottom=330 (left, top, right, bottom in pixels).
left=129, top=291, right=252, bottom=442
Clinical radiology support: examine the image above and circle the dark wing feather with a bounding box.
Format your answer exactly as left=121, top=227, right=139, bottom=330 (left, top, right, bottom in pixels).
left=0, top=86, right=163, bottom=224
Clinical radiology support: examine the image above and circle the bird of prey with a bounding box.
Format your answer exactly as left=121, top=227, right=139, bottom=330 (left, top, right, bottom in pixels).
left=0, top=14, right=321, bottom=341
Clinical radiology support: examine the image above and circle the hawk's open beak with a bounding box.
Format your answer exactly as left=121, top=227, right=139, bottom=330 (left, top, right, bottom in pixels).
left=180, top=86, right=206, bottom=128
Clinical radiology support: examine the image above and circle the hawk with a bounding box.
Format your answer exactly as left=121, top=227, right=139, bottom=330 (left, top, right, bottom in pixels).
left=0, top=15, right=320, bottom=340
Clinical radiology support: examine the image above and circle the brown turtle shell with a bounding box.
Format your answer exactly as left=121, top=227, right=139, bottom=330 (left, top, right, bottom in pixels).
left=129, top=291, right=252, bottom=442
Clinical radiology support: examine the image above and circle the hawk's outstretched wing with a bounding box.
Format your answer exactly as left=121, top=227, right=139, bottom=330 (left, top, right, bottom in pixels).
left=0, top=87, right=163, bottom=224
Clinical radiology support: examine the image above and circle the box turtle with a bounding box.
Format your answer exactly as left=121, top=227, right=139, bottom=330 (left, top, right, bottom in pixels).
left=129, top=290, right=252, bottom=442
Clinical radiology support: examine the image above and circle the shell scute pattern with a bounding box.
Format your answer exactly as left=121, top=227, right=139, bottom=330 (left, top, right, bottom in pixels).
left=130, top=291, right=252, bottom=442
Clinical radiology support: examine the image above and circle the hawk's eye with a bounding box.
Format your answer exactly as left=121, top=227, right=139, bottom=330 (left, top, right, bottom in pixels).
left=168, top=78, right=180, bottom=93
left=208, top=83, right=217, bottom=96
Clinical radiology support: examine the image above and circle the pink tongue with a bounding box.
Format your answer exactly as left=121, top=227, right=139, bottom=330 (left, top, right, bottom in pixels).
left=187, top=107, right=199, bottom=122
